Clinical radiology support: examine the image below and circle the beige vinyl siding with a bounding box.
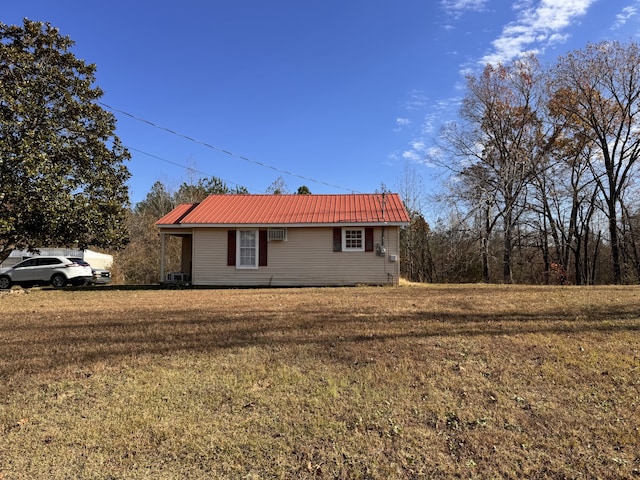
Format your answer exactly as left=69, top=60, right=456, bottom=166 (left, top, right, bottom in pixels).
left=191, top=226, right=401, bottom=286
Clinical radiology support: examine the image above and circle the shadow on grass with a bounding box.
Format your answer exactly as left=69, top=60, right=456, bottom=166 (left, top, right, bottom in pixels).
left=1, top=295, right=639, bottom=380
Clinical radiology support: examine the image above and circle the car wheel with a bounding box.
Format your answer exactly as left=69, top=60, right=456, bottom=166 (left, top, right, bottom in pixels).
left=0, top=276, right=11, bottom=290
left=51, top=274, right=67, bottom=288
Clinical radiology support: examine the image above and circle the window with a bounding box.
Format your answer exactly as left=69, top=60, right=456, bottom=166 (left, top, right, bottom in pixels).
left=333, top=227, right=374, bottom=252
left=228, top=230, right=268, bottom=267
left=39, top=258, right=62, bottom=266
left=343, top=228, right=364, bottom=251
left=237, top=230, right=258, bottom=268
left=15, top=258, right=38, bottom=268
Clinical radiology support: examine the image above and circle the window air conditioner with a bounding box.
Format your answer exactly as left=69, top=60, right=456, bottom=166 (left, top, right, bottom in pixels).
left=267, top=228, right=287, bottom=241
left=167, top=272, right=188, bottom=282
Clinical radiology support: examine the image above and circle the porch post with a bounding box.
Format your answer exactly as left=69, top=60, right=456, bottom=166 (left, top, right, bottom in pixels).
left=160, top=233, right=166, bottom=283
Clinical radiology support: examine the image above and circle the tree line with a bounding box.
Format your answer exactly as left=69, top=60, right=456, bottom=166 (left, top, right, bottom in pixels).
left=400, top=41, right=640, bottom=285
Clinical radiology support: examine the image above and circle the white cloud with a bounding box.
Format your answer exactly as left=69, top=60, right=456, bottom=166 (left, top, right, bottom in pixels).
left=394, top=117, right=412, bottom=133
left=612, top=4, right=639, bottom=30
left=404, top=90, right=429, bottom=110
left=442, top=0, right=488, bottom=17
left=421, top=101, right=453, bottom=135
left=425, top=146, right=443, bottom=165
left=395, top=97, right=462, bottom=167
left=411, top=140, right=427, bottom=152
left=480, top=0, right=596, bottom=66
left=401, top=139, right=430, bottom=162
left=401, top=144, right=442, bottom=168
left=402, top=150, right=422, bottom=161
left=513, top=0, right=535, bottom=9
left=458, top=65, right=476, bottom=78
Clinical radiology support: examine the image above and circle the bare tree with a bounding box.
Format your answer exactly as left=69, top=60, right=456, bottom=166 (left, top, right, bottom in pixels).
left=441, top=57, right=554, bottom=282
left=549, top=41, right=640, bottom=283
left=266, top=176, right=290, bottom=194
left=396, top=164, right=435, bottom=282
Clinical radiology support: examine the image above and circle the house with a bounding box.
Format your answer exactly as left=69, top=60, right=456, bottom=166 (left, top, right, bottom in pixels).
left=155, top=193, right=410, bottom=287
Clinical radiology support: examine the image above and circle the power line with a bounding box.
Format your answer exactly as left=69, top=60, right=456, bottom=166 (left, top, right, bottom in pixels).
left=126, top=146, right=255, bottom=193
left=100, top=102, right=358, bottom=193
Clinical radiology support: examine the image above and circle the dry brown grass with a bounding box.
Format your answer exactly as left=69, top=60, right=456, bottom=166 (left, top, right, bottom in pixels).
left=1, top=284, right=639, bottom=479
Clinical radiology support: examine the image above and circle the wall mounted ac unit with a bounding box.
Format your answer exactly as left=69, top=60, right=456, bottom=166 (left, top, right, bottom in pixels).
left=167, top=272, right=188, bottom=282
left=268, top=228, right=287, bottom=241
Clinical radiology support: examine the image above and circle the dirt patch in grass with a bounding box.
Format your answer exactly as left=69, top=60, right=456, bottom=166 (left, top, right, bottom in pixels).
left=1, top=284, right=639, bottom=478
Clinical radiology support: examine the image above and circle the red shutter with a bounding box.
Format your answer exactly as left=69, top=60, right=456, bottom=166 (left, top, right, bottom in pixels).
left=365, top=227, right=374, bottom=252
left=227, top=230, right=236, bottom=266
left=259, top=230, right=268, bottom=266
left=333, top=227, right=342, bottom=252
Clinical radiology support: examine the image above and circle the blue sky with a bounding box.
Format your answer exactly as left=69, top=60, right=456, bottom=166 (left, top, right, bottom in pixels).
left=4, top=1, right=640, bottom=209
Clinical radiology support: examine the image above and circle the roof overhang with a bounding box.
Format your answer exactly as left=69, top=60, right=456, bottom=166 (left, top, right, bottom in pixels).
left=157, top=222, right=409, bottom=229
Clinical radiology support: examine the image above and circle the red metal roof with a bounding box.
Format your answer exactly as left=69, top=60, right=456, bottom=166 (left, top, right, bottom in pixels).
left=155, top=202, right=199, bottom=225
left=156, top=194, right=410, bottom=226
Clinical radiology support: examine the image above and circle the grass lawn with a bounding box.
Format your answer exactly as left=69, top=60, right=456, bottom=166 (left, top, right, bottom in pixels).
left=1, top=283, right=639, bottom=479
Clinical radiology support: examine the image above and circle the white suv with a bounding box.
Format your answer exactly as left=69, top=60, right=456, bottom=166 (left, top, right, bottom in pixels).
left=0, top=256, right=93, bottom=289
